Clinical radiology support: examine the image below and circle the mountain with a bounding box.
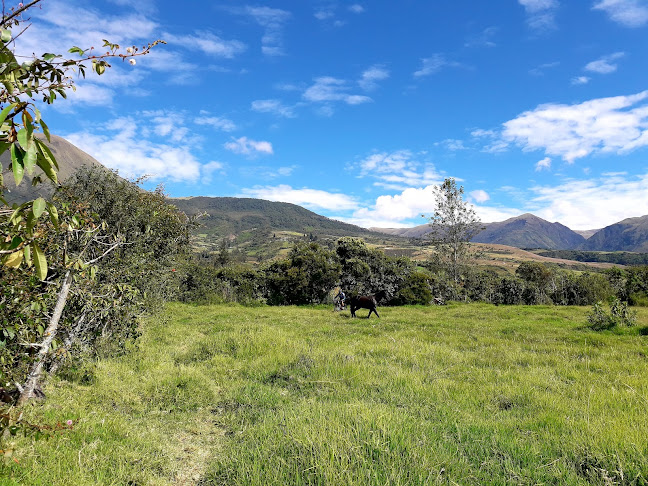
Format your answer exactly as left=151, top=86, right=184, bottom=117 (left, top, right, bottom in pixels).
left=369, top=224, right=435, bottom=239
left=373, top=214, right=586, bottom=250
left=1, top=135, right=105, bottom=204
left=574, top=229, right=601, bottom=240
left=471, top=213, right=585, bottom=249
left=171, top=196, right=380, bottom=240
left=578, top=215, right=648, bottom=252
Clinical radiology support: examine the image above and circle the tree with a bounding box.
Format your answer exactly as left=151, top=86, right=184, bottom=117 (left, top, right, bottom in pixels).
left=0, top=1, right=164, bottom=404
left=425, top=178, right=482, bottom=284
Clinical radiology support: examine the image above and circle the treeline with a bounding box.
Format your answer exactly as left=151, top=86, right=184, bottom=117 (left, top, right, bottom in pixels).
left=537, top=250, right=648, bottom=266
left=177, top=239, right=648, bottom=308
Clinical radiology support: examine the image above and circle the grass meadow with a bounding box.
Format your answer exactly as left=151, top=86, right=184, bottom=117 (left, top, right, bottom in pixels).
left=2, top=303, right=648, bottom=485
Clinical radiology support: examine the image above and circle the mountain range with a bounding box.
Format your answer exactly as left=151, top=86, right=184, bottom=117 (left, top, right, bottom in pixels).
left=2, top=136, right=647, bottom=254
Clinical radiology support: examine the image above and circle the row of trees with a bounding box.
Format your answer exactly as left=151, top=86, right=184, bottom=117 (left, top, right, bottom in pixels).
left=176, top=237, right=647, bottom=308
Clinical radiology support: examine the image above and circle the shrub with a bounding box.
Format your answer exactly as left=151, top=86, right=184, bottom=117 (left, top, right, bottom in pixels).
left=587, top=298, right=637, bottom=330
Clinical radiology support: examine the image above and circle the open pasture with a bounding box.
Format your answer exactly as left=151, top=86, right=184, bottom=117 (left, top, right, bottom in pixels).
left=3, top=303, right=648, bottom=485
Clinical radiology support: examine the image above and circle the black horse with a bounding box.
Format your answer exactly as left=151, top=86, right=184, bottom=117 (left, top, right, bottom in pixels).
left=349, top=294, right=380, bottom=318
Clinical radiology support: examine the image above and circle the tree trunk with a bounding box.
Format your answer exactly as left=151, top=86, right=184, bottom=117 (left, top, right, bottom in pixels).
left=17, top=270, right=72, bottom=405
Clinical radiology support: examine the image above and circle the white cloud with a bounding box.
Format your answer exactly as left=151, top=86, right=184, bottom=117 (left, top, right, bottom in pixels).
left=251, top=99, right=297, bottom=118
left=359, top=65, right=390, bottom=91
left=244, top=6, right=291, bottom=56
left=501, top=90, right=648, bottom=162
left=593, top=0, right=648, bottom=27
left=584, top=52, right=625, bottom=74
left=303, top=77, right=372, bottom=106
left=535, top=157, right=552, bottom=171
left=349, top=5, right=365, bottom=13
left=241, top=184, right=359, bottom=211
left=351, top=186, right=438, bottom=225
left=64, top=117, right=204, bottom=182
left=355, top=150, right=444, bottom=190
left=529, top=172, right=648, bottom=229
left=571, top=76, right=591, bottom=85
left=201, top=161, right=226, bottom=184
left=518, top=0, right=559, bottom=31
left=470, top=190, right=490, bottom=203
left=413, top=54, right=463, bottom=77
left=464, top=27, right=498, bottom=48
left=162, top=31, right=246, bottom=58
left=437, top=139, right=467, bottom=151
left=224, top=136, right=274, bottom=156
left=195, top=114, right=238, bottom=132
left=529, top=61, right=560, bottom=76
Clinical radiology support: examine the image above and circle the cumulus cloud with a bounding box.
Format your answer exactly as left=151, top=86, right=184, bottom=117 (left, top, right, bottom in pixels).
left=64, top=117, right=205, bottom=182
left=413, top=54, right=463, bottom=77
left=571, top=76, right=590, bottom=85
left=501, top=90, right=648, bottom=162
left=518, top=0, right=559, bottom=31
left=529, top=172, right=648, bottom=229
left=251, top=99, right=298, bottom=118
left=240, top=184, right=359, bottom=211
left=593, top=0, right=648, bottom=27
left=359, top=65, right=390, bottom=91
left=585, top=52, right=625, bottom=74
left=224, top=136, right=274, bottom=156
left=535, top=157, right=552, bottom=171
left=195, top=113, right=238, bottom=132
left=470, top=190, right=490, bottom=203
left=355, top=150, right=444, bottom=190
left=303, top=77, right=372, bottom=106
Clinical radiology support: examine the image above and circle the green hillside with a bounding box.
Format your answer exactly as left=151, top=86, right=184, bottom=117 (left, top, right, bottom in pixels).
left=170, top=196, right=391, bottom=257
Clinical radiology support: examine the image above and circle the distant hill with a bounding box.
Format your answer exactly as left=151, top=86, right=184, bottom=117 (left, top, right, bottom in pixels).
left=574, top=229, right=601, bottom=240
left=369, top=224, right=435, bottom=239
left=373, top=213, right=586, bottom=250
left=1, top=135, right=105, bottom=204
left=171, top=196, right=380, bottom=240
left=471, top=213, right=585, bottom=249
left=578, top=215, right=648, bottom=252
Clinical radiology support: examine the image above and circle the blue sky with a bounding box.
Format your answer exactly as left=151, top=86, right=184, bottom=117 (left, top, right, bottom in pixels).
left=17, top=0, right=648, bottom=230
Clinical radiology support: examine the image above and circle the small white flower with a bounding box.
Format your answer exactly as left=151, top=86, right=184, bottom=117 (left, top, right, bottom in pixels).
left=126, top=47, right=134, bottom=54
left=129, top=58, right=136, bottom=65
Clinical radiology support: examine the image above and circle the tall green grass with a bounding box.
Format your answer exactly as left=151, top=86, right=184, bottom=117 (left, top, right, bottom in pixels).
left=2, top=303, right=647, bottom=485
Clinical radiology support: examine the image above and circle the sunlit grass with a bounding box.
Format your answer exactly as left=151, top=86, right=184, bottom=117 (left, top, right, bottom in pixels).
left=2, top=303, right=647, bottom=485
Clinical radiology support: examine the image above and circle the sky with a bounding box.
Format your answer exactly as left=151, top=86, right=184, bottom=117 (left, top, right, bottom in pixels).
left=13, top=0, right=648, bottom=230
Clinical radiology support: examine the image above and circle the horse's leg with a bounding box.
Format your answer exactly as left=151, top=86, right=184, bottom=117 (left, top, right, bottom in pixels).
left=351, top=305, right=356, bottom=317
left=374, top=308, right=380, bottom=318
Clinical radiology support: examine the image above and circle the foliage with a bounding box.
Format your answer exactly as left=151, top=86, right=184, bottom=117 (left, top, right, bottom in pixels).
left=425, top=178, right=482, bottom=284
left=335, top=237, right=410, bottom=301
left=264, top=241, right=340, bottom=305
left=587, top=298, right=637, bottom=330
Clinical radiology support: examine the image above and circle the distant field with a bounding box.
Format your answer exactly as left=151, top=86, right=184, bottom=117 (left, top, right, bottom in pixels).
left=3, top=304, right=648, bottom=485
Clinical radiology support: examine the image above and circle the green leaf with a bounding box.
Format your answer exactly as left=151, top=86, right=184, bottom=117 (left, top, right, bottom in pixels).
left=10, top=144, right=24, bottom=185
left=32, top=243, right=47, bottom=280
left=40, top=118, right=51, bottom=142
left=8, top=236, right=22, bottom=251
left=32, top=197, right=46, bottom=219
left=24, top=143, right=37, bottom=173
left=1, top=29, right=11, bottom=43
left=95, top=63, right=105, bottom=75
left=0, top=102, right=16, bottom=126
left=68, top=46, right=85, bottom=56
left=46, top=202, right=59, bottom=228
left=3, top=249, right=23, bottom=269
left=17, top=128, right=33, bottom=151
left=23, top=244, right=31, bottom=267
left=43, top=53, right=57, bottom=61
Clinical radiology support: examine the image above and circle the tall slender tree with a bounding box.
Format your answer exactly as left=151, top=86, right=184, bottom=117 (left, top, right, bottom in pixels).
left=426, top=178, right=483, bottom=284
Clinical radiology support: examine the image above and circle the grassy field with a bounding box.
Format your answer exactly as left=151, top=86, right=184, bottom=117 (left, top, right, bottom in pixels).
left=2, top=303, right=648, bottom=485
